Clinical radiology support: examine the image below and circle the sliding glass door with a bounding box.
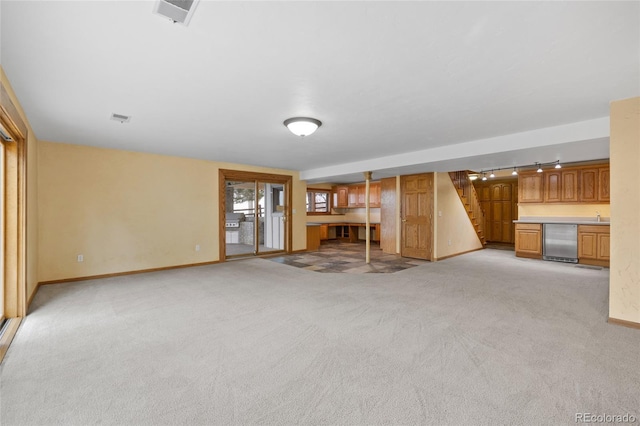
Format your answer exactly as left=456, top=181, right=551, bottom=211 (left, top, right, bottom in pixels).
left=221, top=170, right=291, bottom=260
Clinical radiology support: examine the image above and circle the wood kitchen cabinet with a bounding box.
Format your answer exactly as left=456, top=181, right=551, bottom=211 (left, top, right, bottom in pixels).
left=578, top=225, right=610, bottom=267
left=348, top=185, right=360, bottom=207
left=579, top=166, right=610, bottom=202
left=332, top=186, right=349, bottom=208
left=515, top=223, right=542, bottom=259
left=544, top=170, right=579, bottom=203
left=561, top=170, right=579, bottom=202
left=319, top=224, right=329, bottom=240
left=518, top=163, right=609, bottom=204
left=306, top=226, right=321, bottom=251
left=544, top=171, right=562, bottom=202
left=598, top=167, right=610, bottom=202
left=337, top=182, right=382, bottom=208
left=369, top=182, right=381, bottom=207
left=580, top=168, right=599, bottom=202
left=518, top=172, right=544, bottom=203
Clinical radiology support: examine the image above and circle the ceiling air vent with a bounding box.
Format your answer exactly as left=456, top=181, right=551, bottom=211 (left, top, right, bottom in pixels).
left=111, top=113, right=131, bottom=123
left=153, top=0, right=200, bottom=26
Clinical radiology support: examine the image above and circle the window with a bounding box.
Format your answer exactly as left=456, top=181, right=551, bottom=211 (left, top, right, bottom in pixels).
left=306, top=189, right=331, bottom=214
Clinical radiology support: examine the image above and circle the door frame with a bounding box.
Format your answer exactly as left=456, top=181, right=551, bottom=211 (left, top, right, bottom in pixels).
left=400, top=173, right=434, bottom=261
left=1, top=78, right=28, bottom=364
left=218, top=169, right=292, bottom=261
left=0, top=81, right=27, bottom=320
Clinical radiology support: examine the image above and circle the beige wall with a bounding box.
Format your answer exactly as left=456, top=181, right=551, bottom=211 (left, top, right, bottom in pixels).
left=609, top=96, right=640, bottom=325
left=38, top=142, right=306, bottom=282
left=518, top=203, right=610, bottom=219
left=434, top=173, right=483, bottom=259
left=1, top=67, right=39, bottom=304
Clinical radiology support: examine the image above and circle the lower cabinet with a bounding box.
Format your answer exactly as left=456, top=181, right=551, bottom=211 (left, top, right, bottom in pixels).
left=578, top=225, right=610, bottom=267
left=320, top=224, right=329, bottom=240
left=306, top=226, right=321, bottom=251
left=515, top=223, right=542, bottom=259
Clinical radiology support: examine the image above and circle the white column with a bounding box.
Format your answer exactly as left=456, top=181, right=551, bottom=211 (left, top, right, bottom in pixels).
left=364, top=171, right=372, bottom=264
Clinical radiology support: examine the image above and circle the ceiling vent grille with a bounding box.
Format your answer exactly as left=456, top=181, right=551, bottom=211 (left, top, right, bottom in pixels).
left=153, top=0, right=200, bottom=26
left=111, top=113, right=131, bottom=123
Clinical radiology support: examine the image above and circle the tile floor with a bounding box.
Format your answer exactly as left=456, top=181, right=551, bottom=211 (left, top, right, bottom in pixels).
left=269, top=241, right=428, bottom=273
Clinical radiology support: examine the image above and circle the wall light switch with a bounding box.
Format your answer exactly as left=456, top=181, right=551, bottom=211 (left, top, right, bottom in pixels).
left=438, top=211, right=442, bottom=217
left=195, top=244, right=200, bottom=252
left=77, top=254, right=84, bottom=262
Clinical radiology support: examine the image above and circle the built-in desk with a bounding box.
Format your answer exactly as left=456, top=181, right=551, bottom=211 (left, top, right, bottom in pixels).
left=307, top=222, right=380, bottom=251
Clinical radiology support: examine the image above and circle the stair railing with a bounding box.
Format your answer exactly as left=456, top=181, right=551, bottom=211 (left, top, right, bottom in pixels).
left=449, top=171, right=486, bottom=244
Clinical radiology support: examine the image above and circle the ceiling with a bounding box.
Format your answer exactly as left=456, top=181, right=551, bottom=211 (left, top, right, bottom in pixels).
left=1, top=1, right=638, bottom=183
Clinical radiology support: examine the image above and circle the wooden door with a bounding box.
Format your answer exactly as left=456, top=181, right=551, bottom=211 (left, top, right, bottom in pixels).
left=400, top=174, right=433, bottom=260
left=380, top=177, right=396, bottom=254
left=478, top=185, right=491, bottom=241
left=475, top=179, right=517, bottom=244
left=490, top=183, right=515, bottom=243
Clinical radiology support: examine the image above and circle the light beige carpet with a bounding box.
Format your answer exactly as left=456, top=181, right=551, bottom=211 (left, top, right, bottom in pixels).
left=1, top=249, right=638, bottom=425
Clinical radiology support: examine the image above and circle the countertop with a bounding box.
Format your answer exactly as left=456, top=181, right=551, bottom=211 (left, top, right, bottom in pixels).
left=513, top=216, right=610, bottom=226
left=307, top=222, right=381, bottom=226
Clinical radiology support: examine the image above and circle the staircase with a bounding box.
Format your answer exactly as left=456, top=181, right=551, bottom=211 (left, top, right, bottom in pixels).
left=449, top=171, right=486, bottom=246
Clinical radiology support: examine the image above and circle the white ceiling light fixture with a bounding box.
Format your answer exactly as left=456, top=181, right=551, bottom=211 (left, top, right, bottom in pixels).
left=284, top=117, right=322, bottom=137
left=153, top=0, right=200, bottom=26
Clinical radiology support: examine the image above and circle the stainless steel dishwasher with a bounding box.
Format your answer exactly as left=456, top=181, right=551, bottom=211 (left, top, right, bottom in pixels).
left=543, top=223, right=578, bottom=263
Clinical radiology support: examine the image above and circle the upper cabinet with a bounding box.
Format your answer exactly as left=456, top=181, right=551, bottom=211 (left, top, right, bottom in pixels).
left=518, top=173, right=543, bottom=203
left=561, top=170, right=579, bottom=202
left=598, top=168, right=610, bottom=202
left=518, top=163, right=609, bottom=204
left=333, top=186, right=349, bottom=208
left=333, top=182, right=381, bottom=208
left=580, top=168, right=599, bottom=202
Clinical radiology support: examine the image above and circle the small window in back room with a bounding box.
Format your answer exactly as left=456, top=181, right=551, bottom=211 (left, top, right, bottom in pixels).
left=306, top=189, right=330, bottom=214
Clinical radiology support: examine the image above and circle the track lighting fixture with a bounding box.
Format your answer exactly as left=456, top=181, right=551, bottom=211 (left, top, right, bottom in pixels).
left=470, top=159, right=572, bottom=179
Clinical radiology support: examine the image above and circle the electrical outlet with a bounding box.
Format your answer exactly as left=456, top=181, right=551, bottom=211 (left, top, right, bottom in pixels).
left=448, top=239, right=451, bottom=246
left=77, top=254, right=84, bottom=262
left=438, top=210, right=442, bottom=217
left=195, top=244, right=200, bottom=252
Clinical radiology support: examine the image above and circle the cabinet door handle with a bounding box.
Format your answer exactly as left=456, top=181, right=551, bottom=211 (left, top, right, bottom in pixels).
left=401, top=218, right=407, bottom=222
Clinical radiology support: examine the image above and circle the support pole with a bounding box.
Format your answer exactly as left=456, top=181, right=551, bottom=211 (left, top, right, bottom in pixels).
left=364, top=171, right=372, bottom=264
